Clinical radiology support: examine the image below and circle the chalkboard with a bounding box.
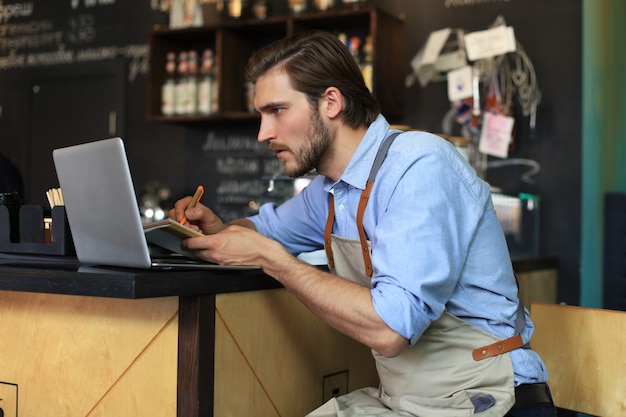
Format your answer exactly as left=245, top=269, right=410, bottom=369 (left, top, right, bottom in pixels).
left=0, top=0, right=169, bottom=206
left=185, top=127, right=287, bottom=223
left=0, top=1, right=166, bottom=79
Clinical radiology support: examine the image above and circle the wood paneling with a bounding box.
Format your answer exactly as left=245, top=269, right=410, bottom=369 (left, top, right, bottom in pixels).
left=0, top=290, right=178, bottom=417
left=517, top=268, right=557, bottom=309
left=531, top=303, right=626, bottom=416
left=214, top=288, right=379, bottom=416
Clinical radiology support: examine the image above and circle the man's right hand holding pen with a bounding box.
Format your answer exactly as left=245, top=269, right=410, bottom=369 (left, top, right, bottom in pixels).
left=169, top=186, right=267, bottom=267
left=171, top=186, right=228, bottom=236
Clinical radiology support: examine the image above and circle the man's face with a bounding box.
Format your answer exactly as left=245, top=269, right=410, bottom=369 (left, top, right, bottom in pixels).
left=254, top=68, right=331, bottom=177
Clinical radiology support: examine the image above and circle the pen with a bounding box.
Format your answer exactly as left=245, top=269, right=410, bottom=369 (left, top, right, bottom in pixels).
left=179, top=185, right=204, bottom=225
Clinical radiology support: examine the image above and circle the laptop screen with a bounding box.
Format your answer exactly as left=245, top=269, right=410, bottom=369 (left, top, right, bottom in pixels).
left=53, top=137, right=154, bottom=268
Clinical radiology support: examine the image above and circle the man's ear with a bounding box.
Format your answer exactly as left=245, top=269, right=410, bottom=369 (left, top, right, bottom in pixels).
left=321, top=87, right=343, bottom=119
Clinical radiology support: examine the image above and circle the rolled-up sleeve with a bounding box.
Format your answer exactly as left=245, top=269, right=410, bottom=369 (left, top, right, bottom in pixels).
left=367, top=137, right=489, bottom=345
left=249, top=175, right=329, bottom=255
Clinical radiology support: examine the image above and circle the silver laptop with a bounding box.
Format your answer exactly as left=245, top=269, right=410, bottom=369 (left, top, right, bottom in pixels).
left=53, top=137, right=253, bottom=270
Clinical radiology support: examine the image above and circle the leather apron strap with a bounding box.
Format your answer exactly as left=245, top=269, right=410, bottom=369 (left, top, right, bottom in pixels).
left=473, top=275, right=529, bottom=360
left=324, top=131, right=402, bottom=277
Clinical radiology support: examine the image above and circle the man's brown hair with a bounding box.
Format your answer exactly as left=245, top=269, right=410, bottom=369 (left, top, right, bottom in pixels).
left=244, top=30, right=380, bottom=129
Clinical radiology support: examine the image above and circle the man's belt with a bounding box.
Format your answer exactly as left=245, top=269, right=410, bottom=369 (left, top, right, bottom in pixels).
left=514, top=383, right=553, bottom=407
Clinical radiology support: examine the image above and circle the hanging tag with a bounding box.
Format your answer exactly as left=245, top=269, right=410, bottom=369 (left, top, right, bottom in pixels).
left=434, top=49, right=467, bottom=78
left=478, top=112, right=514, bottom=158
left=464, top=26, right=516, bottom=61
left=410, top=28, right=452, bottom=87
left=472, top=68, right=481, bottom=116
left=447, top=65, right=473, bottom=102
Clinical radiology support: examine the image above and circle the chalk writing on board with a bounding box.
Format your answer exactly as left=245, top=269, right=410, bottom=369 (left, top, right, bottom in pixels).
left=216, top=179, right=265, bottom=200
left=0, top=2, right=153, bottom=81
left=0, top=20, right=60, bottom=51
left=263, top=158, right=283, bottom=176
left=201, top=131, right=268, bottom=153
left=0, top=43, right=149, bottom=80
left=216, top=157, right=261, bottom=175
left=67, top=14, right=96, bottom=44
left=72, top=0, right=116, bottom=8
left=0, top=2, right=34, bottom=23
left=444, top=0, right=513, bottom=7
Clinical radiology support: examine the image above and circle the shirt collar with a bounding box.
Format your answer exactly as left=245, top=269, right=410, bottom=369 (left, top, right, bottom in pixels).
left=324, top=114, right=391, bottom=192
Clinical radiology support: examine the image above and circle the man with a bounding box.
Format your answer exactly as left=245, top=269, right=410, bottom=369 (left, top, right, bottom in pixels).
left=170, top=30, right=556, bottom=416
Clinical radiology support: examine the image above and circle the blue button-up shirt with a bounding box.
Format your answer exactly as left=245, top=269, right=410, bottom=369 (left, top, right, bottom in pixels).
left=249, top=115, right=548, bottom=385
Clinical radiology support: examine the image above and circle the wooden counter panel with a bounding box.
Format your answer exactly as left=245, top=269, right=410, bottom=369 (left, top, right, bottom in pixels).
left=517, top=268, right=557, bottom=309
left=0, top=290, right=178, bottom=417
left=89, top=314, right=179, bottom=416
left=531, top=303, right=626, bottom=416
left=214, top=289, right=379, bottom=416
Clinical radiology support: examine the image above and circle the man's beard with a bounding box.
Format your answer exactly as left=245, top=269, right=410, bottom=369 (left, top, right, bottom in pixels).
left=282, top=107, right=331, bottom=178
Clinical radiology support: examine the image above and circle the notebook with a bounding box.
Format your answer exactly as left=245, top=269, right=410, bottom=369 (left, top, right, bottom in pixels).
left=52, top=137, right=255, bottom=270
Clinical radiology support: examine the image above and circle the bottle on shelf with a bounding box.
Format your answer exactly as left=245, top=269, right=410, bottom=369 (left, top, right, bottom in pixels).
left=348, top=35, right=362, bottom=66
left=174, top=51, right=189, bottom=115
left=186, top=50, right=199, bottom=115
left=161, top=51, right=177, bottom=116
left=251, top=0, right=268, bottom=18
left=337, top=32, right=348, bottom=48
left=198, top=48, right=216, bottom=115
left=228, top=0, right=249, bottom=19
left=288, top=0, right=306, bottom=14
left=314, top=0, right=333, bottom=11
left=211, top=53, right=220, bottom=113
left=361, top=35, right=374, bottom=92
left=245, top=82, right=255, bottom=112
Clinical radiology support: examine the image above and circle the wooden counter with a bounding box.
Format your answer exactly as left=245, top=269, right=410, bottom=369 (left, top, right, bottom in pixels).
left=0, top=256, right=378, bottom=417
left=0, top=255, right=557, bottom=417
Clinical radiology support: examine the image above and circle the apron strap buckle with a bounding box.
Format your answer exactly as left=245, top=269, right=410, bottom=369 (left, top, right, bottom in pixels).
left=472, top=334, right=524, bottom=361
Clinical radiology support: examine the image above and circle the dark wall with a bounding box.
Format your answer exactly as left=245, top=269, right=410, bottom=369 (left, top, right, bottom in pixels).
left=0, top=0, right=188, bottom=205
left=373, top=0, right=582, bottom=305
left=0, top=0, right=581, bottom=304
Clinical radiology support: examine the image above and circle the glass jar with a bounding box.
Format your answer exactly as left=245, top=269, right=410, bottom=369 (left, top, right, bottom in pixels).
left=314, top=0, right=333, bottom=11
left=288, top=0, right=306, bottom=14
left=227, top=0, right=249, bottom=19
left=251, top=0, right=267, bottom=18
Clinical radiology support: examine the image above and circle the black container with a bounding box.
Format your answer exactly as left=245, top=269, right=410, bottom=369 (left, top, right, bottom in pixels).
left=0, top=204, right=74, bottom=255
left=0, top=192, right=22, bottom=243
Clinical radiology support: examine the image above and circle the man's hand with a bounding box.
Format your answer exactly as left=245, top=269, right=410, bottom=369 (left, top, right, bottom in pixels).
left=169, top=198, right=225, bottom=235
left=169, top=194, right=267, bottom=266
left=182, top=224, right=286, bottom=267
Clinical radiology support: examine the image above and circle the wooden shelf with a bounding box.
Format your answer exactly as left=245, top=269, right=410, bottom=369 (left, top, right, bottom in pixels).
left=147, top=6, right=405, bottom=124
left=148, top=112, right=260, bottom=124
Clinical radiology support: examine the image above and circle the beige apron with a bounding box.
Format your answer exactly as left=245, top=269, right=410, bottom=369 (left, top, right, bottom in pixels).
left=306, top=133, right=519, bottom=417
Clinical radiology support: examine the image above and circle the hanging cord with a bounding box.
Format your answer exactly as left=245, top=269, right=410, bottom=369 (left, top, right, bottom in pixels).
left=495, top=41, right=542, bottom=129
left=486, top=158, right=540, bottom=183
